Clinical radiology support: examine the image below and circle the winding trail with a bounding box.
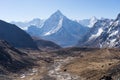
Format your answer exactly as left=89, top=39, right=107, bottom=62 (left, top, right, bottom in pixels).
left=48, top=57, right=79, bottom=80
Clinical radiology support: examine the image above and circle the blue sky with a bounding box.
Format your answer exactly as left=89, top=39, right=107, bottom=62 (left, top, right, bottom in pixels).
left=0, top=0, right=120, bottom=22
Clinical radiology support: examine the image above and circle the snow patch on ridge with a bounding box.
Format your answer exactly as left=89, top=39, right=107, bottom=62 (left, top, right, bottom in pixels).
left=109, top=30, right=118, bottom=37
left=44, top=18, right=63, bottom=36
left=89, top=28, right=103, bottom=40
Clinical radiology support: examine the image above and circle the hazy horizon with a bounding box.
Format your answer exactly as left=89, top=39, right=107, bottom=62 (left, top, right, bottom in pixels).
left=0, top=0, right=120, bottom=22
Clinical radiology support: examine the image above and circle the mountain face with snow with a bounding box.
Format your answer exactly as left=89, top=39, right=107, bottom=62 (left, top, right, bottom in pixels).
left=77, top=16, right=98, bottom=28
left=10, top=11, right=120, bottom=48
left=78, top=19, right=112, bottom=47
left=78, top=13, right=120, bottom=48
left=27, top=10, right=89, bottom=47
left=96, top=13, right=120, bottom=48
left=11, top=18, right=44, bottom=30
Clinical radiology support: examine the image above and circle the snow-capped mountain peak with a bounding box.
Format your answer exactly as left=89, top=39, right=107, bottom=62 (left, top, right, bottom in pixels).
left=77, top=16, right=98, bottom=28
left=39, top=10, right=67, bottom=36
left=55, top=10, right=63, bottom=15
left=27, top=10, right=89, bottom=47
left=51, top=10, right=64, bottom=18
left=88, top=16, right=98, bottom=27
left=90, top=16, right=97, bottom=21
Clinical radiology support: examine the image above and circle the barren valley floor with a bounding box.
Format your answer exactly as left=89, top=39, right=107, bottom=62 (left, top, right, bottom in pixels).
left=1, top=48, right=120, bottom=80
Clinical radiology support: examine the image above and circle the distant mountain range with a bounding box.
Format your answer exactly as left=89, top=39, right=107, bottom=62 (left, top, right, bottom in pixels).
left=78, top=13, right=120, bottom=48
left=11, top=18, right=44, bottom=30
left=11, top=10, right=120, bottom=48
left=76, top=16, right=98, bottom=28
left=11, top=13, right=98, bottom=30
left=12, top=10, right=89, bottom=47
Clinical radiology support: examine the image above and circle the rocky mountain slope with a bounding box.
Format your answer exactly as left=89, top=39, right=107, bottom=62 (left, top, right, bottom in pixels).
left=32, top=37, right=61, bottom=50
left=78, top=19, right=113, bottom=47
left=97, top=13, right=120, bottom=48
left=0, top=40, right=34, bottom=74
left=0, top=20, right=38, bottom=49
